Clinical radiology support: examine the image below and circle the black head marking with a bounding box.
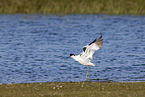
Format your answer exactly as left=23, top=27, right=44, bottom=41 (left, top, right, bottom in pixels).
left=70, top=53, right=75, bottom=57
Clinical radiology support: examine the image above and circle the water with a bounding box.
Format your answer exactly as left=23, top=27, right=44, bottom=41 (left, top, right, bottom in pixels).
left=0, top=14, right=145, bottom=84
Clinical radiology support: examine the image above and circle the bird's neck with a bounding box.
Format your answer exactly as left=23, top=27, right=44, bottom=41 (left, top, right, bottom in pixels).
left=71, top=55, right=79, bottom=61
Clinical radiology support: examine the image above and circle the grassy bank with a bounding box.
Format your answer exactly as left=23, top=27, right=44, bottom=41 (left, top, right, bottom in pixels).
left=0, top=0, right=145, bottom=15
left=0, top=82, right=145, bottom=97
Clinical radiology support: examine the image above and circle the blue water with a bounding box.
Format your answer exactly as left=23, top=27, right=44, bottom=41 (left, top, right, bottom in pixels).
left=0, top=14, right=145, bottom=84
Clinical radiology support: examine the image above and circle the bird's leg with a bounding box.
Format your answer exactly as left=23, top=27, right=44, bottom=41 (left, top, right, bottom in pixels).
left=86, top=66, right=90, bottom=81
left=87, top=66, right=90, bottom=81
left=86, top=66, right=88, bottom=81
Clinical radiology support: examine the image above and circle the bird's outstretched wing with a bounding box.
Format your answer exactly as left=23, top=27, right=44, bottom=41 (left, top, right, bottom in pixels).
left=81, top=36, right=103, bottom=59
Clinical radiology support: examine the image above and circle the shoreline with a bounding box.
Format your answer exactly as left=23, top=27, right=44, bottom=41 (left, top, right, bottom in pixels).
left=1, top=81, right=145, bottom=96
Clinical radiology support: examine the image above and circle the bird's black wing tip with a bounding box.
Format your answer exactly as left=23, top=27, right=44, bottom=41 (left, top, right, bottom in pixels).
left=99, top=35, right=102, bottom=39
left=89, top=35, right=102, bottom=45
left=89, top=39, right=97, bottom=45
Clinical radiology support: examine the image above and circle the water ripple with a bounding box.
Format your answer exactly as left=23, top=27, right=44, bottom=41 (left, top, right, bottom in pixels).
left=0, top=14, right=145, bottom=83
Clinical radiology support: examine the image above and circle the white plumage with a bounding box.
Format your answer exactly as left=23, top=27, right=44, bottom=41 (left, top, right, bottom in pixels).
left=70, top=36, right=103, bottom=80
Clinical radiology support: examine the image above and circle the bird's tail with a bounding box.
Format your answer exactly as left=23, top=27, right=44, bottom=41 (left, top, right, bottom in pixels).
left=88, top=63, right=95, bottom=66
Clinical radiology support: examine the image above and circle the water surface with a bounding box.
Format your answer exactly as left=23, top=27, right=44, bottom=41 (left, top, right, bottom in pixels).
left=0, top=14, right=145, bottom=83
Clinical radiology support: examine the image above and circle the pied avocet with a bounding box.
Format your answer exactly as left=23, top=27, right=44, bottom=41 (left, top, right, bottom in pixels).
left=70, top=36, right=103, bottom=80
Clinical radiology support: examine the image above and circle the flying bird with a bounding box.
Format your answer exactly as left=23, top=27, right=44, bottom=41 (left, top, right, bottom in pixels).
left=70, top=36, right=103, bottom=80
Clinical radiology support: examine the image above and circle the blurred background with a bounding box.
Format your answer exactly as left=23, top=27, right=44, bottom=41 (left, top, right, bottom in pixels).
left=0, top=0, right=145, bottom=15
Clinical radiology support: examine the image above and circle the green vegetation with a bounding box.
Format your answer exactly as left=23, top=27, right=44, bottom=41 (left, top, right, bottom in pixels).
left=0, top=82, right=145, bottom=97
left=0, top=0, right=145, bottom=15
